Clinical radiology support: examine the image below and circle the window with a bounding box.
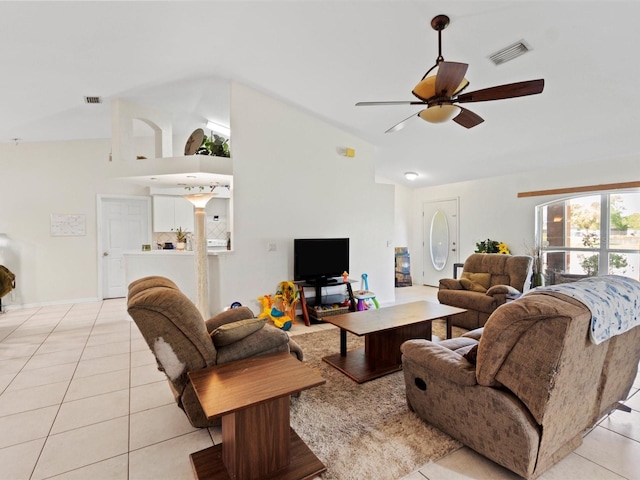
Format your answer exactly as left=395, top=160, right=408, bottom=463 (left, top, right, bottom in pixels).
left=537, top=191, right=640, bottom=284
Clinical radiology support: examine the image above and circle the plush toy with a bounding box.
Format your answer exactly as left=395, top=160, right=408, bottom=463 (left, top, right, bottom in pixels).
left=257, top=281, right=300, bottom=330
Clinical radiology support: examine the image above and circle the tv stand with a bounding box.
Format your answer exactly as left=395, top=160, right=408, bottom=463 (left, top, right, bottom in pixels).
left=295, top=279, right=356, bottom=326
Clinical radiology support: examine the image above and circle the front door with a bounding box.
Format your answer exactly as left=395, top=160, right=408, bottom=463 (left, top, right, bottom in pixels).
left=100, top=196, right=151, bottom=298
left=422, top=199, right=459, bottom=287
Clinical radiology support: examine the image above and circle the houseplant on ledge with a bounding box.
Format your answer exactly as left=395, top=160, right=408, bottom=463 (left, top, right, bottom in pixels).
left=475, top=239, right=510, bottom=254
left=175, top=227, right=188, bottom=251
left=196, top=134, right=230, bottom=157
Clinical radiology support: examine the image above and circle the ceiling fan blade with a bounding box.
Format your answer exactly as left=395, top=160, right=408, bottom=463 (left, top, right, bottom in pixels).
left=435, top=62, right=469, bottom=97
left=456, top=79, right=544, bottom=104
left=356, top=101, right=426, bottom=106
left=452, top=107, right=484, bottom=129
left=385, top=112, right=419, bottom=133
left=413, top=61, right=469, bottom=101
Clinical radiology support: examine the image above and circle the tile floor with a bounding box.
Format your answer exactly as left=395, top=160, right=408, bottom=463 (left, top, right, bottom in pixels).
left=0, top=286, right=637, bottom=479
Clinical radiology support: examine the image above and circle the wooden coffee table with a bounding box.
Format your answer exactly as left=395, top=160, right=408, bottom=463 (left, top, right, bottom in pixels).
left=322, top=301, right=466, bottom=383
left=188, top=352, right=326, bottom=480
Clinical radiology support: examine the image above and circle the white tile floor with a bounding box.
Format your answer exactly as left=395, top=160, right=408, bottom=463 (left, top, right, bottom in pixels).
left=0, top=286, right=637, bottom=480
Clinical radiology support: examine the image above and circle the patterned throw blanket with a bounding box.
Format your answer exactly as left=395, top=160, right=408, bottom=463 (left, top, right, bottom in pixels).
left=527, top=275, right=640, bottom=345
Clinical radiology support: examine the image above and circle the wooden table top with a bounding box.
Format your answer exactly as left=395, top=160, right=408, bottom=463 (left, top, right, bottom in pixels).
left=188, top=352, right=325, bottom=419
left=323, top=300, right=466, bottom=336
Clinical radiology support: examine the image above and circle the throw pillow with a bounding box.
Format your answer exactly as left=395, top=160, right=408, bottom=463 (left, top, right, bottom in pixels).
left=459, top=278, right=487, bottom=293
left=463, top=345, right=478, bottom=365
left=210, top=317, right=267, bottom=347
left=461, top=272, right=491, bottom=289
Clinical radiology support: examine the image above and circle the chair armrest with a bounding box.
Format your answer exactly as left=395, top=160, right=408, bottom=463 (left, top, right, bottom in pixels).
left=216, top=325, right=290, bottom=364
left=401, top=339, right=477, bottom=386
left=210, top=318, right=267, bottom=347
left=486, top=284, right=521, bottom=296
left=205, top=306, right=256, bottom=333
left=439, top=278, right=464, bottom=290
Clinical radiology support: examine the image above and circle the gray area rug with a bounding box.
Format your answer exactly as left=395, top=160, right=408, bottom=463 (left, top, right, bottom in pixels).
left=289, top=324, right=462, bottom=480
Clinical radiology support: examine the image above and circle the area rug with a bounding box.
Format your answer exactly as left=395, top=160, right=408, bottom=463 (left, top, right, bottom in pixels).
left=288, top=323, right=462, bottom=480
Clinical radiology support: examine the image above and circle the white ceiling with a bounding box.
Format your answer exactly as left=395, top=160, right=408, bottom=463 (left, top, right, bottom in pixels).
left=2, top=1, right=640, bottom=188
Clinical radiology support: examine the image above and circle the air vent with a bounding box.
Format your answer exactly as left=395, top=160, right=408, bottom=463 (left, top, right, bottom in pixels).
left=489, top=41, right=530, bottom=65
left=84, top=96, right=102, bottom=104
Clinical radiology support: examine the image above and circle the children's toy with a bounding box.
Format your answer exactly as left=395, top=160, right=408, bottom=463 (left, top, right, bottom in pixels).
left=257, top=281, right=300, bottom=330
left=353, top=273, right=379, bottom=310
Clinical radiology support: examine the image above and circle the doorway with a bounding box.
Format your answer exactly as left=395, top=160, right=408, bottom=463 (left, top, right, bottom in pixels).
left=422, top=199, right=459, bottom=286
left=98, top=195, right=151, bottom=299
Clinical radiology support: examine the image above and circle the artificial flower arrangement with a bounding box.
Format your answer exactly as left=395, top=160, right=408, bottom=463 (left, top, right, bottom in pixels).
left=475, top=238, right=510, bottom=254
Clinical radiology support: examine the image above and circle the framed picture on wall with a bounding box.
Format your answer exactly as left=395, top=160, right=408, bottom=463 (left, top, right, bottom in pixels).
left=50, top=214, right=86, bottom=237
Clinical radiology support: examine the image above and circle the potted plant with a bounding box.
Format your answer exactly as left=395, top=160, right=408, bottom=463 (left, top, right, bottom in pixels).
left=475, top=239, right=510, bottom=254
left=175, top=227, right=188, bottom=251
left=196, top=134, right=230, bottom=157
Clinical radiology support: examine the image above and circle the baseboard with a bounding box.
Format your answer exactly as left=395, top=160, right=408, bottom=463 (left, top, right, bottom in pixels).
left=0, top=296, right=102, bottom=312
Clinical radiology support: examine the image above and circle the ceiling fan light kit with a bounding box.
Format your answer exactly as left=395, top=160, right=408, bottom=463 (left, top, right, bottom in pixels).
left=419, top=104, right=460, bottom=123
left=356, top=14, right=544, bottom=132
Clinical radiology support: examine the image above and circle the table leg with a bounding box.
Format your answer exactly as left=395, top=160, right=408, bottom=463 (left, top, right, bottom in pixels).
left=446, top=316, right=452, bottom=339
left=298, top=288, right=310, bottom=327
left=340, top=329, right=347, bottom=356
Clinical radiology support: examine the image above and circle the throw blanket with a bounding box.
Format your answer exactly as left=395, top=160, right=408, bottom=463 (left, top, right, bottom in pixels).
left=527, top=275, right=640, bottom=345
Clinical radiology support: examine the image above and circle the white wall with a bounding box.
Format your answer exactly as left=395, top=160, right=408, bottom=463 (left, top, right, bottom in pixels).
left=409, top=155, right=639, bottom=285
left=216, top=82, right=396, bottom=312
left=0, top=139, right=147, bottom=307
left=0, top=84, right=397, bottom=313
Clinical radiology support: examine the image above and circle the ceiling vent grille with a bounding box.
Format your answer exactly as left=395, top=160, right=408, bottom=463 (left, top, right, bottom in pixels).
left=84, top=96, right=102, bottom=104
left=489, top=41, right=530, bottom=65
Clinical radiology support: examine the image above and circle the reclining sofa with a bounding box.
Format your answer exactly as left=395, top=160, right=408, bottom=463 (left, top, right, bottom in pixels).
left=402, top=275, right=640, bottom=479
left=127, top=276, right=303, bottom=428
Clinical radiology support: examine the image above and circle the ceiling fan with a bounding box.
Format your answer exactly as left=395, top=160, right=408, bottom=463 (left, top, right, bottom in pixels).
left=356, top=14, right=545, bottom=133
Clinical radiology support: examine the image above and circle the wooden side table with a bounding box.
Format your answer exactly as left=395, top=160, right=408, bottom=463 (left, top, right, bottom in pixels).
left=188, top=352, right=326, bottom=480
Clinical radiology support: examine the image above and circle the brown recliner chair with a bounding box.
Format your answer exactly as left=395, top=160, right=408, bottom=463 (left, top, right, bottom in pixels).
left=402, top=280, right=640, bottom=479
left=438, top=253, right=532, bottom=330
left=127, top=276, right=303, bottom=428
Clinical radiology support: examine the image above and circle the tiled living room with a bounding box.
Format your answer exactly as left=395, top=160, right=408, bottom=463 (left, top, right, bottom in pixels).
left=1, top=285, right=638, bottom=480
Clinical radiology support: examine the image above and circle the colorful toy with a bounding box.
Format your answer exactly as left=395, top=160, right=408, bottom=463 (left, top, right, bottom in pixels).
left=356, top=273, right=379, bottom=310
left=257, top=281, right=300, bottom=330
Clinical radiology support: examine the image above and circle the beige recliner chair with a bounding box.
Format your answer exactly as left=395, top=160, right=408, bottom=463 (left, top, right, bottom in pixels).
left=127, top=276, right=303, bottom=427
left=438, top=253, right=533, bottom=329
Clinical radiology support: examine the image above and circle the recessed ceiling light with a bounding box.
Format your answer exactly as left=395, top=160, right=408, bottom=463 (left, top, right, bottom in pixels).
left=404, top=172, right=419, bottom=181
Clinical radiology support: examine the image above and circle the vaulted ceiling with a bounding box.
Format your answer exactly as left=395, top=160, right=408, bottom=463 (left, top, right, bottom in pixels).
left=2, top=1, right=639, bottom=187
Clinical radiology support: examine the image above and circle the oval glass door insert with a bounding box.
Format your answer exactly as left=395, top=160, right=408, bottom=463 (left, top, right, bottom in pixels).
left=430, top=210, right=449, bottom=271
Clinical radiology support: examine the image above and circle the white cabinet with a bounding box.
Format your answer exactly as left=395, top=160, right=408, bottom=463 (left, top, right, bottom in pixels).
left=153, top=196, right=194, bottom=232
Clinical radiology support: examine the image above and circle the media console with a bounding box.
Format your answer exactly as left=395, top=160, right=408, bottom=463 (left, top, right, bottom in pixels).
left=295, top=279, right=356, bottom=326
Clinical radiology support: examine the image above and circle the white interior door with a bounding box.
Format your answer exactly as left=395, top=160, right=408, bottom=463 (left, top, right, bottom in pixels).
left=101, top=197, right=150, bottom=298
left=422, top=199, right=459, bottom=286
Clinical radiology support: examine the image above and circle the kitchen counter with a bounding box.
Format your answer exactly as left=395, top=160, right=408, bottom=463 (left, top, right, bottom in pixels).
left=124, top=249, right=232, bottom=256
left=123, top=250, right=232, bottom=312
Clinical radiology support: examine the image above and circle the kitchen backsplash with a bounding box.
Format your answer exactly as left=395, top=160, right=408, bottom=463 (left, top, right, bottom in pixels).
left=153, top=218, right=228, bottom=247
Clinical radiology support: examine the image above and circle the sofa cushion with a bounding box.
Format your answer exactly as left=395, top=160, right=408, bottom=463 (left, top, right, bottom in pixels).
left=461, top=272, right=491, bottom=290
left=438, top=289, right=496, bottom=314
left=211, top=317, right=267, bottom=347
left=460, top=277, right=488, bottom=293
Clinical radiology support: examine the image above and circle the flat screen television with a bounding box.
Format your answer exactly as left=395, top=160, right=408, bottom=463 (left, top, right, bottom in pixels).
left=294, top=238, right=349, bottom=285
